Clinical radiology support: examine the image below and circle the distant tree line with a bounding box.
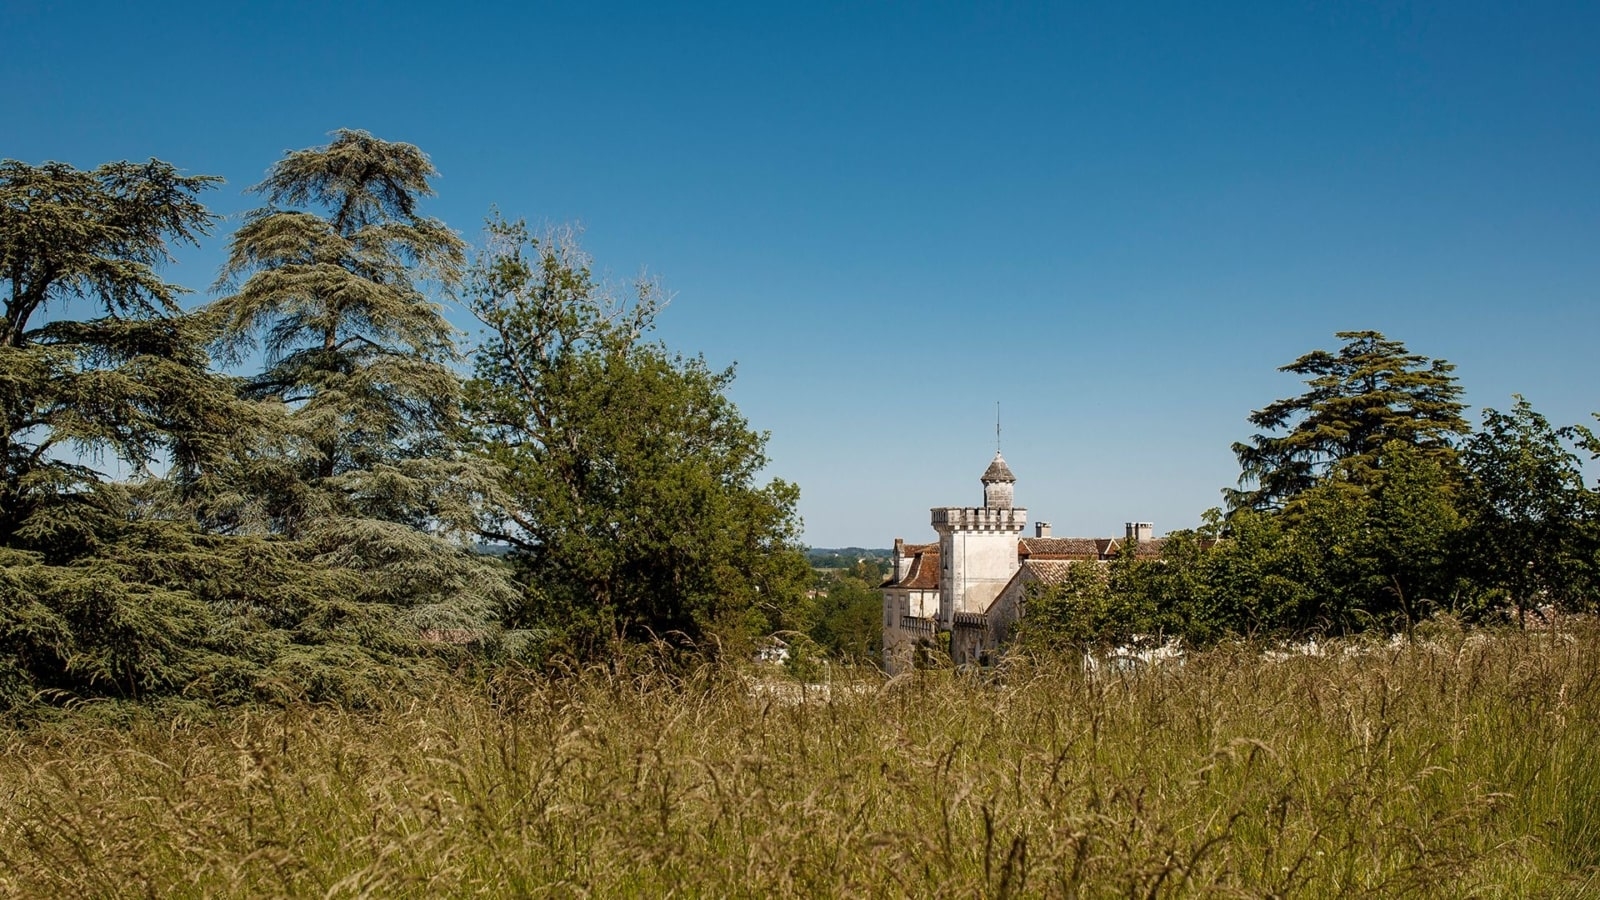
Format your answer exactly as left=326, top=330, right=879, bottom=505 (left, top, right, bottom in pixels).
left=1021, top=331, right=1600, bottom=650
left=804, top=548, right=891, bottom=570
left=0, top=131, right=810, bottom=712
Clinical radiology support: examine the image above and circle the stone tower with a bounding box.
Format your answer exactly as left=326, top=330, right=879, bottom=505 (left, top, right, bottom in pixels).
left=930, top=451, right=1028, bottom=625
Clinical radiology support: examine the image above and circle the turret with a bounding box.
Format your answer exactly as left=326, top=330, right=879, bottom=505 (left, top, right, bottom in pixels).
left=981, top=451, right=1016, bottom=509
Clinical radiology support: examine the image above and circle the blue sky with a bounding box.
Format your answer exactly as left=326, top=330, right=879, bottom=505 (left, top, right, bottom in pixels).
left=6, top=1, right=1598, bottom=547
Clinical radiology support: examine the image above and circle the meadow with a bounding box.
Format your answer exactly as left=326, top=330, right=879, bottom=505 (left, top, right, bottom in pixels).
left=2, top=624, right=1598, bottom=898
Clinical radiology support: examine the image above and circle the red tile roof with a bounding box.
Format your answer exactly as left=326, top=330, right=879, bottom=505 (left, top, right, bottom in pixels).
left=1020, top=559, right=1078, bottom=584
left=1018, top=537, right=1104, bottom=560
left=1019, top=536, right=1171, bottom=561
left=1106, top=537, right=1170, bottom=559
left=885, top=547, right=941, bottom=590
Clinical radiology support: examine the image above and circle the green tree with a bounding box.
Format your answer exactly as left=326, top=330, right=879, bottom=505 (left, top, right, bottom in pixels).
left=1459, top=397, right=1596, bottom=617
left=1014, top=562, right=1115, bottom=650
left=1228, top=331, right=1468, bottom=512
left=209, top=130, right=510, bottom=634
left=0, top=159, right=222, bottom=546
left=1206, top=508, right=1318, bottom=636
left=0, top=155, right=478, bottom=712
left=466, top=217, right=809, bottom=661
left=1365, top=444, right=1466, bottom=626
left=211, top=130, right=465, bottom=513
left=1286, top=443, right=1463, bottom=633
left=1141, top=525, right=1222, bottom=642
left=0, top=159, right=248, bottom=708
left=807, top=560, right=884, bottom=662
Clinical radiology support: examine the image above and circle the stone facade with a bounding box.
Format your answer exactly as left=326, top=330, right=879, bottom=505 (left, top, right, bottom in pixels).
left=880, top=453, right=1165, bottom=672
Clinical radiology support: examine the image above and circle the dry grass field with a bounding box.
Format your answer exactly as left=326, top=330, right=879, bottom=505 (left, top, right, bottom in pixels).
left=2, top=624, right=1598, bottom=897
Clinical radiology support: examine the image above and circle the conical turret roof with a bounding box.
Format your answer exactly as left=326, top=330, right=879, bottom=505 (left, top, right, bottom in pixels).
left=981, top=451, right=1016, bottom=484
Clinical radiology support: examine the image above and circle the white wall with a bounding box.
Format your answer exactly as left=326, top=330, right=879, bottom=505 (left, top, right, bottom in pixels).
left=941, top=529, right=1020, bottom=616
left=932, top=506, right=1027, bottom=624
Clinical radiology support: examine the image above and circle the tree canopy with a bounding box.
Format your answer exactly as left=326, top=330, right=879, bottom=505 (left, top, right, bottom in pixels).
left=0, top=159, right=239, bottom=708
left=1458, top=398, right=1598, bottom=616
left=208, top=131, right=509, bottom=635
left=465, top=217, right=809, bottom=661
left=210, top=129, right=467, bottom=504
left=1, top=136, right=824, bottom=711
left=1012, top=332, right=1598, bottom=653
left=0, top=141, right=511, bottom=713
left=1228, top=330, right=1468, bottom=512
left=0, top=159, right=224, bottom=542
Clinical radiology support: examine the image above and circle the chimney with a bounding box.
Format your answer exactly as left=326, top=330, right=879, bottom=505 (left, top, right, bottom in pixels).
left=1035, top=521, right=1051, bottom=538
left=1127, top=522, right=1153, bottom=542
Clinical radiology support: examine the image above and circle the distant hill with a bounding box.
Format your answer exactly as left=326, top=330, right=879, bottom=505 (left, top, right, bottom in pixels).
left=806, top=547, right=892, bottom=569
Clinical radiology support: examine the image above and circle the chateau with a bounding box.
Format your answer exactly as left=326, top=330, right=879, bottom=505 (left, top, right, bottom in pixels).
left=880, top=451, right=1164, bottom=671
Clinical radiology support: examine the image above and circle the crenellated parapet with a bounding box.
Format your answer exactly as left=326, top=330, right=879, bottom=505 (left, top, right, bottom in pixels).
left=931, top=506, right=1029, bottom=534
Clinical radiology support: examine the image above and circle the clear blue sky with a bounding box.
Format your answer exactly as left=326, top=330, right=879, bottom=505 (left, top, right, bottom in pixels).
left=6, top=1, right=1598, bottom=547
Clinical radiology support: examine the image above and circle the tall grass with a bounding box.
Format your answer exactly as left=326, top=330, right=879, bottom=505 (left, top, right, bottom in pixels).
left=2, top=625, right=1598, bottom=897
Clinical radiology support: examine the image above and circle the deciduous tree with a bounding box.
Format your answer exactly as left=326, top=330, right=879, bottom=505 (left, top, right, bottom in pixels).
left=466, top=217, right=808, bottom=661
left=1286, top=443, right=1463, bottom=633
left=1459, top=397, right=1596, bottom=616
left=806, top=560, right=885, bottom=662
